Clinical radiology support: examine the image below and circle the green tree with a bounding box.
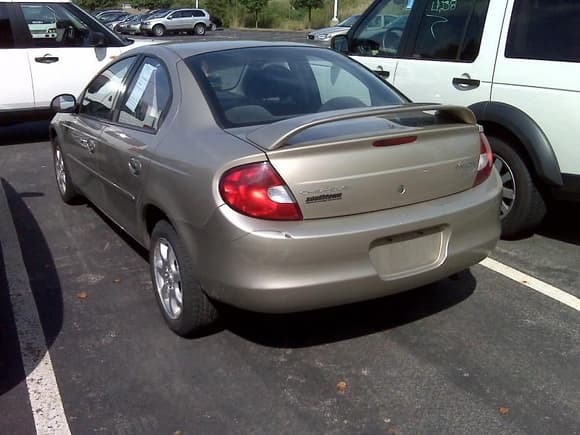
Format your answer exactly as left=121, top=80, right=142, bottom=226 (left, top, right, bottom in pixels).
left=75, top=0, right=119, bottom=12
left=130, top=0, right=172, bottom=11
left=291, top=0, right=323, bottom=27
left=239, top=0, right=269, bottom=28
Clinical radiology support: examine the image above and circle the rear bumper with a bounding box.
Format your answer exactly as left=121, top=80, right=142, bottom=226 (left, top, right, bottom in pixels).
left=184, top=172, right=501, bottom=313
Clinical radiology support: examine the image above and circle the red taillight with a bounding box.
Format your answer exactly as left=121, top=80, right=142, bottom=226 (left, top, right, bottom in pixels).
left=219, top=162, right=302, bottom=220
left=473, top=132, right=493, bottom=187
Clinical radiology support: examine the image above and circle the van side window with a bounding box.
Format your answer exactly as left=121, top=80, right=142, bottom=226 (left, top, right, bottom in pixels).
left=0, top=4, right=15, bottom=48
left=506, top=0, right=580, bottom=63
left=411, top=0, right=490, bottom=61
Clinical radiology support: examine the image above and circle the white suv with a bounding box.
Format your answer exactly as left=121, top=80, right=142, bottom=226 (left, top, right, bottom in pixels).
left=332, top=0, right=579, bottom=238
left=0, top=0, right=151, bottom=125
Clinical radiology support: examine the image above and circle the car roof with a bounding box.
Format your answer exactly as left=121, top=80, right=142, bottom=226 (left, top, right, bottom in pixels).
left=153, top=40, right=316, bottom=59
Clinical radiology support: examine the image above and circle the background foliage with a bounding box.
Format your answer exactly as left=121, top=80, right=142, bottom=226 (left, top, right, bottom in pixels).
left=75, top=0, right=373, bottom=29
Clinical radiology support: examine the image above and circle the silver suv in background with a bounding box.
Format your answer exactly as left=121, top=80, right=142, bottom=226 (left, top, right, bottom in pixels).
left=141, top=8, right=211, bottom=36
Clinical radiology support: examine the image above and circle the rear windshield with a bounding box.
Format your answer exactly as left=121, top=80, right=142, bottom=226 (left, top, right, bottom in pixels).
left=186, top=46, right=406, bottom=128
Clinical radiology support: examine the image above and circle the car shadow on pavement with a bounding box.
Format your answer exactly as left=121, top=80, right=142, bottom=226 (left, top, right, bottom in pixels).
left=0, top=120, right=50, bottom=146
left=537, top=200, right=580, bottom=246
left=0, top=180, right=63, bottom=395
left=223, top=270, right=476, bottom=348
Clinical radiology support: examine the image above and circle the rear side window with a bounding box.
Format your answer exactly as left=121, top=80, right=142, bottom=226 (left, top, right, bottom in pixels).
left=411, top=0, right=490, bottom=61
left=118, top=58, right=172, bottom=131
left=192, top=10, right=205, bottom=17
left=0, top=4, right=14, bottom=48
left=80, top=57, right=135, bottom=120
left=506, top=0, right=580, bottom=63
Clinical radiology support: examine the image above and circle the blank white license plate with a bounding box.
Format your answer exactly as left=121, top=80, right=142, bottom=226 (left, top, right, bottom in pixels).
left=369, top=226, right=448, bottom=280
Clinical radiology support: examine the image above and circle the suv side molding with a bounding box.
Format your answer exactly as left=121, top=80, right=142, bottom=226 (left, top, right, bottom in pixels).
left=470, top=101, right=562, bottom=187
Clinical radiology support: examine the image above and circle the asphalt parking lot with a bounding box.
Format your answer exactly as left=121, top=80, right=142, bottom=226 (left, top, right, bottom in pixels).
left=1, top=30, right=579, bottom=435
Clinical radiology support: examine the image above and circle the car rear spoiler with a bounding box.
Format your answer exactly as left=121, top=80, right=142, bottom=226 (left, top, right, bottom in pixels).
left=245, top=104, right=477, bottom=151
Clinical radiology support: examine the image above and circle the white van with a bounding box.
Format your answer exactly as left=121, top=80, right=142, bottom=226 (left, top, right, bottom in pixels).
left=332, top=0, right=580, bottom=238
left=0, top=0, right=152, bottom=125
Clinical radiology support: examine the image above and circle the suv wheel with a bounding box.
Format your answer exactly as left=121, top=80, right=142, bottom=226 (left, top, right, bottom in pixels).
left=194, top=23, right=206, bottom=35
left=152, top=24, right=165, bottom=37
left=150, top=220, right=219, bottom=336
left=488, top=135, right=546, bottom=239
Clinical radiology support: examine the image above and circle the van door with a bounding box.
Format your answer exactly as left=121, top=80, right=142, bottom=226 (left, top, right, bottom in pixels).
left=492, top=0, right=580, bottom=177
left=0, top=3, right=34, bottom=113
left=393, top=0, right=504, bottom=106
left=15, top=2, right=123, bottom=110
left=346, top=0, right=417, bottom=85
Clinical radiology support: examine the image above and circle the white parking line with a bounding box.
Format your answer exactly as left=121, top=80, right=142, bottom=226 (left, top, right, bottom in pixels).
left=1, top=186, right=71, bottom=434
left=480, top=257, right=580, bottom=312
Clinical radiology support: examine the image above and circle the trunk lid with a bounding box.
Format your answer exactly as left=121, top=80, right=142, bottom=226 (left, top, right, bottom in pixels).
left=229, top=105, right=482, bottom=219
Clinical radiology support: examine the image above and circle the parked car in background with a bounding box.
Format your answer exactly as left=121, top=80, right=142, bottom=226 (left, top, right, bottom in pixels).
left=141, top=8, right=211, bottom=36
left=333, top=0, right=580, bottom=238
left=117, top=14, right=143, bottom=35
left=103, top=13, right=132, bottom=32
left=93, top=9, right=123, bottom=18
left=307, top=14, right=360, bottom=45
left=96, top=10, right=127, bottom=22
left=49, top=41, right=501, bottom=336
left=0, top=0, right=155, bottom=125
left=209, top=15, right=222, bottom=31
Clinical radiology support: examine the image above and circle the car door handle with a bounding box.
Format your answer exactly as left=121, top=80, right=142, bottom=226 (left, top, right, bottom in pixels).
left=452, top=77, right=480, bottom=90
left=35, top=56, right=59, bottom=64
left=79, top=137, right=96, bottom=153
left=373, top=69, right=390, bottom=79
left=128, top=157, right=142, bottom=175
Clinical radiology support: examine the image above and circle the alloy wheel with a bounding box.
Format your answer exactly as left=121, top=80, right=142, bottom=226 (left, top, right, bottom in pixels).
left=55, top=147, right=67, bottom=195
left=493, top=154, right=516, bottom=218
left=153, top=237, right=183, bottom=320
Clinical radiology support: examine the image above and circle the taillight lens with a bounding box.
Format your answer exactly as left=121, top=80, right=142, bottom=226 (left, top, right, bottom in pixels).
left=219, top=162, right=302, bottom=220
left=473, top=132, right=493, bottom=187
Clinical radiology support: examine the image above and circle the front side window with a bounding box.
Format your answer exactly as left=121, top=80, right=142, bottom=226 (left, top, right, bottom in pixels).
left=80, top=57, right=135, bottom=120
left=506, top=0, right=579, bottom=63
left=411, top=0, right=490, bottom=61
left=187, top=47, right=406, bottom=127
left=0, top=4, right=14, bottom=48
left=18, top=2, right=121, bottom=48
left=350, top=0, right=412, bottom=57
left=118, top=58, right=172, bottom=131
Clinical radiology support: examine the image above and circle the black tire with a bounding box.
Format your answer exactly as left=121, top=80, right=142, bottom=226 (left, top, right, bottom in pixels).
left=53, top=139, right=80, bottom=204
left=150, top=220, right=219, bottom=336
left=194, top=23, right=206, bottom=35
left=152, top=24, right=165, bottom=37
left=488, top=135, right=546, bottom=239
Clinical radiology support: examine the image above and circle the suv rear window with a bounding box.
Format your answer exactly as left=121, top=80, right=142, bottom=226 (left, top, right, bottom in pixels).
left=506, top=0, right=580, bottom=63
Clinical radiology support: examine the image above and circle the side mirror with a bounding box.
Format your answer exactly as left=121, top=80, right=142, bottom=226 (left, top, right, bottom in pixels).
left=166, top=15, right=173, bottom=20
left=331, top=34, right=349, bottom=53
left=51, top=94, right=77, bottom=113
left=88, top=31, right=105, bottom=47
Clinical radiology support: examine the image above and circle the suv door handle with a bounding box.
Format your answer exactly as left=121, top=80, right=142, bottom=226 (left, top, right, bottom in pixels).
left=452, top=76, right=480, bottom=90
left=35, top=55, right=59, bottom=64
